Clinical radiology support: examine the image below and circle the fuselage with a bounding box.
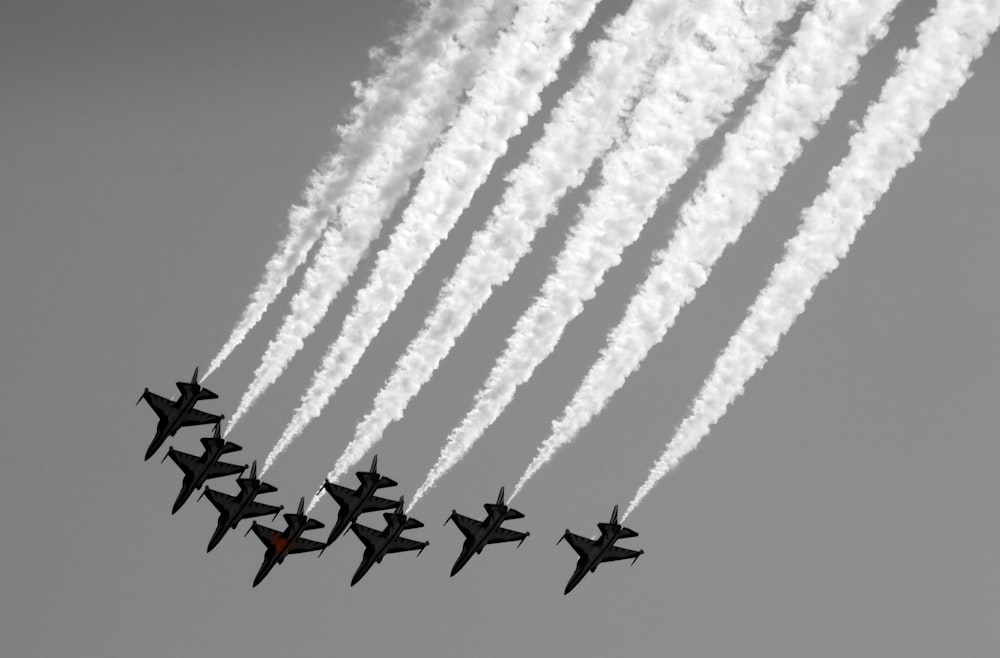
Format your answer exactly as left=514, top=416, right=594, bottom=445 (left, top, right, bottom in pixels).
left=351, top=519, right=406, bottom=585
left=472, top=509, right=508, bottom=554
left=206, top=485, right=265, bottom=553
left=328, top=478, right=388, bottom=542
left=564, top=529, right=622, bottom=594
left=171, top=447, right=231, bottom=514
left=253, top=522, right=307, bottom=586
left=226, top=486, right=263, bottom=528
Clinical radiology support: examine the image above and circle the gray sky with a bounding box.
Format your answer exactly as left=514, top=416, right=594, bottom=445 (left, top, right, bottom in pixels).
left=1, top=1, right=998, bottom=656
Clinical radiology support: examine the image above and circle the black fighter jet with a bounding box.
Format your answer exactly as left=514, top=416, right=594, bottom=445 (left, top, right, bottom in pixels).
left=321, top=455, right=399, bottom=546
left=246, top=498, right=326, bottom=587
left=199, top=460, right=284, bottom=552
left=137, top=368, right=224, bottom=460
left=444, top=487, right=529, bottom=576
left=349, top=498, right=428, bottom=586
left=558, top=505, right=643, bottom=594
left=161, top=424, right=246, bottom=514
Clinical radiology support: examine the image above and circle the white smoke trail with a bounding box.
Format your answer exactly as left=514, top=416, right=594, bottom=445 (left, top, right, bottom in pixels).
left=307, top=0, right=700, bottom=509
left=262, top=0, right=604, bottom=474
left=624, top=0, right=1000, bottom=521
left=408, top=0, right=802, bottom=512
left=512, top=0, right=901, bottom=499
left=224, top=1, right=514, bottom=431
left=203, top=1, right=492, bottom=381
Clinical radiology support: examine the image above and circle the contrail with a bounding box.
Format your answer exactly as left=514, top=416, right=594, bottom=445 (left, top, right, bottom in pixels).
left=309, top=0, right=701, bottom=509
left=624, top=0, right=1000, bottom=521
left=262, top=0, right=604, bottom=474
left=224, top=0, right=514, bottom=431
left=409, top=0, right=801, bottom=512
left=511, top=0, right=901, bottom=499
left=202, top=1, right=495, bottom=382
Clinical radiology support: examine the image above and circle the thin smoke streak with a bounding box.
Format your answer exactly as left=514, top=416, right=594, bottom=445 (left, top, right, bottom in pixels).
left=309, top=0, right=698, bottom=510
left=203, top=1, right=488, bottom=382
left=512, top=0, right=901, bottom=499
left=224, top=0, right=513, bottom=433
left=409, top=0, right=800, bottom=512
left=264, top=0, right=604, bottom=474
left=625, top=0, right=1000, bottom=520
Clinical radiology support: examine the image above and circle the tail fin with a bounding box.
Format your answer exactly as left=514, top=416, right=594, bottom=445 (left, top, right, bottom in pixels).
left=191, top=368, right=200, bottom=384
left=395, top=496, right=405, bottom=515
left=610, top=505, right=619, bottom=526
left=136, top=388, right=148, bottom=405
left=296, top=497, right=306, bottom=516
left=497, top=487, right=506, bottom=505
left=248, top=460, right=258, bottom=480
left=370, top=454, right=378, bottom=473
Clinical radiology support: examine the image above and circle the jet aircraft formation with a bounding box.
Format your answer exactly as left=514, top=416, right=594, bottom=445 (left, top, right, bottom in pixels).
left=137, top=368, right=644, bottom=592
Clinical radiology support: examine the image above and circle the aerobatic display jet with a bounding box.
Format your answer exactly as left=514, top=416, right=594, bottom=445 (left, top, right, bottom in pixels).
left=321, top=455, right=399, bottom=546
left=199, top=460, right=284, bottom=552
left=349, top=498, right=428, bottom=586
left=162, top=424, right=246, bottom=514
left=136, top=367, right=224, bottom=460
left=444, top=487, right=529, bottom=576
left=558, top=505, right=643, bottom=594
left=247, top=498, right=327, bottom=587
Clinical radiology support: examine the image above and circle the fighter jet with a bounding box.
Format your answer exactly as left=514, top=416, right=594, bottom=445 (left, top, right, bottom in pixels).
left=320, top=455, right=399, bottom=546
left=444, top=486, right=529, bottom=576
left=161, top=424, right=246, bottom=514
left=199, top=460, right=284, bottom=552
left=558, top=505, right=643, bottom=594
left=136, top=368, right=224, bottom=460
left=246, top=497, right=327, bottom=587
left=349, top=497, right=428, bottom=586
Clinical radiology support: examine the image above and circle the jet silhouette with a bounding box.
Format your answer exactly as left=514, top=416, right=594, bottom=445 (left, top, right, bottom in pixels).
left=199, top=460, right=283, bottom=552
left=321, top=455, right=399, bottom=547
left=137, top=368, right=224, bottom=460
left=558, top=505, right=643, bottom=594
left=161, top=424, right=246, bottom=514
left=444, top=487, right=529, bottom=576
left=247, top=498, right=326, bottom=587
left=349, top=498, right=428, bottom=586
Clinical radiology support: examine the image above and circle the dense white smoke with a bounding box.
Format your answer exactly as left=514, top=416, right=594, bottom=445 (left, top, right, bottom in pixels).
left=625, top=0, right=1000, bottom=520
left=263, top=0, right=604, bottom=474
left=512, top=0, right=901, bottom=499
left=409, top=0, right=801, bottom=512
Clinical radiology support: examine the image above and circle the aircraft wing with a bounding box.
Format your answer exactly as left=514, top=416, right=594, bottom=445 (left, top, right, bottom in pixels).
left=562, top=532, right=600, bottom=560
left=449, top=513, right=484, bottom=540
left=204, top=461, right=245, bottom=480
left=386, top=536, right=427, bottom=554
left=486, top=526, right=528, bottom=545
left=243, top=499, right=283, bottom=520
left=350, top=523, right=383, bottom=552
left=360, top=493, right=400, bottom=514
left=601, top=545, right=642, bottom=563
left=177, top=407, right=223, bottom=429
left=288, top=536, right=327, bottom=555
left=167, top=450, right=202, bottom=478
left=203, top=488, right=239, bottom=515
left=325, top=482, right=362, bottom=509
left=142, top=391, right=176, bottom=422
left=251, top=524, right=284, bottom=552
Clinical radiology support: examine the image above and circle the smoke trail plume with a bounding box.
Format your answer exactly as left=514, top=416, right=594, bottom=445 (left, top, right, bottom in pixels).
left=512, top=0, right=901, bottom=499
left=625, top=0, right=999, bottom=520
left=203, top=1, right=492, bottom=381
left=307, top=0, right=699, bottom=508
left=224, top=1, right=514, bottom=431
left=409, top=0, right=801, bottom=512
left=263, top=0, right=604, bottom=474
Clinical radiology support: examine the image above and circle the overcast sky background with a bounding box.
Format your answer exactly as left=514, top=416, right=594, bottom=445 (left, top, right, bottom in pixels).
left=1, top=1, right=998, bottom=656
